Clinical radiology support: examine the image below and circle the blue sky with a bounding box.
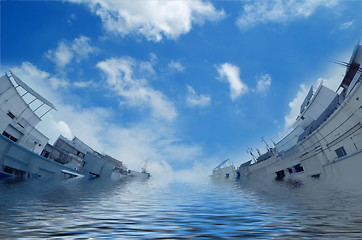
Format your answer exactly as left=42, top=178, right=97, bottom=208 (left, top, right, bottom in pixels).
left=1, top=0, right=361, bottom=180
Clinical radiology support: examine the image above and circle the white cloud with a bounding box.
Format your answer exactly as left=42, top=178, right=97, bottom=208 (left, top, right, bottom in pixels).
left=46, top=35, right=97, bottom=68
left=72, top=36, right=97, bottom=60
left=97, top=57, right=177, bottom=121
left=56, top=121, right=73, bottom=139
left=49, top=76, right=70, bottom=89
left=10, top=62, right=53, bottom=100
left=339, top=21, right=353, bottom=30
left=256, top=74, right=272, bottom=92
left=73, top=80, right=95, bottom=88
left=48, top=42, right=73, bottom=68
left=138, top=53, right=158, bottom=76
left=168, top=60, right=185, bottom=72
left=237, top=0, right=339, bottom=30
left=185, top=85, right=211, bottom=107
left=67, top=13, right=77, bottom=25
left=68, top=0, right=225, bottom=42
left=216, top=63, right=248, bottom=100
left=11, top=61, right=96, bottom=90
left=102, top=122, right=204, bottom=169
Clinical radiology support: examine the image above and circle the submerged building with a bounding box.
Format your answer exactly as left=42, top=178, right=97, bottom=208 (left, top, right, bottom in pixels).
left=0, top=72, right=123, bottom=180
left=212, top=44, right=362, bottom=188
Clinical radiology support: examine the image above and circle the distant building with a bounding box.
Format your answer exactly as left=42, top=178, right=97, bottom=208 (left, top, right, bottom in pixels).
left=41, top=135, right=126, bottom=172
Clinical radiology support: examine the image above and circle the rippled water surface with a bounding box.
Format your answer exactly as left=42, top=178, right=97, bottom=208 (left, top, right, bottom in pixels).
left=1, top=177, right=362, bottom=239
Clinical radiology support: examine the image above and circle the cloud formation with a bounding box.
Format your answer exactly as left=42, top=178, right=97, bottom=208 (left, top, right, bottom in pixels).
left=185, top=85, right=211, bottom=107
left=256, top=74, right=272, bottom=93
left=237, top=0, right=339, bottom=30
left=45, top=35, right=97, bottom=68
left=168, top=60, right=185, bottom=72
left=97, top=57, right=177, bottom=121
left=216, top=63, right=248, bottom=100
left=338, top=21, right=353, bottom=30
left=68, top=0, right=225, bottom=41
left=49, top=76, right=70, bottom=89
left=73, top=80, right=96, bottom=88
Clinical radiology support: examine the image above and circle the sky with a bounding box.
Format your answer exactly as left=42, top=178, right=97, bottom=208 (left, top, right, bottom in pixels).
left=1, top=0, right=361, bottom=182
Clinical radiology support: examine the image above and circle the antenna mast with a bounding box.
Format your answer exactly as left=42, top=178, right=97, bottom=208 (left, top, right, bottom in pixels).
left=261, top=137, right=271, bottom=151
left=246, top=147, right=256, bottom=162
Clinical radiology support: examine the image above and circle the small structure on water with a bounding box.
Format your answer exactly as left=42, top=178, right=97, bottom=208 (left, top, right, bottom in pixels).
left=211, top=159, right=236, bottom=179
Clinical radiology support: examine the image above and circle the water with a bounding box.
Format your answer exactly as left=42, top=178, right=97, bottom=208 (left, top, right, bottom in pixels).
left=1, top=177, right=362, bottom=239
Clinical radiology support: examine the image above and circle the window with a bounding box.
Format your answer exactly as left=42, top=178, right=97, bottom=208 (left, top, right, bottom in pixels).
left=7, top=111, right=15, bottom=119
left=2, top=131, right=18, bottom=142
left=41, top=150, right=50, bottom=158
left=335, top=146, right=347, bottom=158
left=17, top=118, right=27, bottom=128
left=293, top=164, right=304, bottom=173
left=3, top=165, right=25, bottom=178
left=311, top=173, right=320, bottom=179
left=275, top=170, right=285, bottom=181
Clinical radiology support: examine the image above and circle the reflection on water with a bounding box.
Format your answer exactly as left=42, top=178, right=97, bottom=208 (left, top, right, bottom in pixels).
left=1, top=177, right=362, bottom=239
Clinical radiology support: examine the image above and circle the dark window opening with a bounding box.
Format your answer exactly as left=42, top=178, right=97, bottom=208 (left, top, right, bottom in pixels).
left=225, top=173, right=230, bottom=178
left=2, top=131, right=10, bottom=138
left=3, top=165, right=25, bottom=178
left=17, top=123, right=25, bottom=128
left=311, top=173, right=321, bottom=179
left=7, top=111, right=15, bottom=119
left=41, top=150, right=50, bottom=158
left=293, top=164, right=304, bottom=173
left=275, top=170, right=285, bottom=181
left=335, top=146, right=347, bottom=158
left=2, top=131, right=18, bottom=142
